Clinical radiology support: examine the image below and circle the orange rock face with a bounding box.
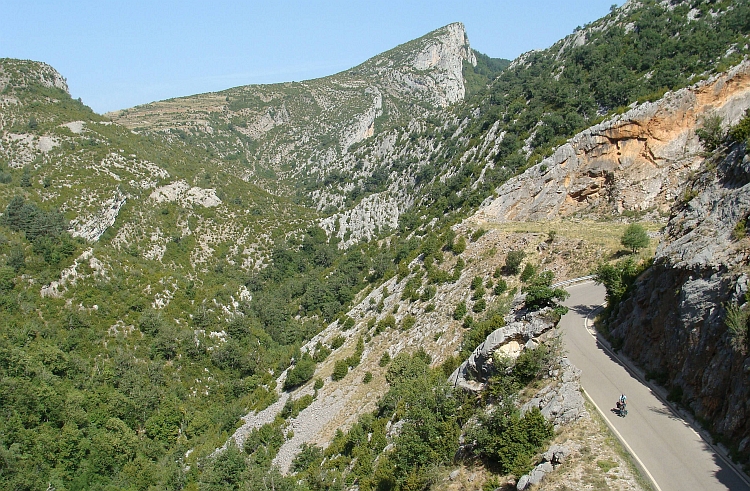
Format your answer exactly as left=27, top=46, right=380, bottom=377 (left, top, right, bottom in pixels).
left=476, top=61, right=750, bottom=223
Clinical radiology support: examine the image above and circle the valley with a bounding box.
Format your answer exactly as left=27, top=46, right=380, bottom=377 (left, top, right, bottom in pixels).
left=0, top=1, right=749, bottom=490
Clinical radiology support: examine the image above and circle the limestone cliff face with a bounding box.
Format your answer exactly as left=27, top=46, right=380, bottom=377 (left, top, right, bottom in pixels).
left=474, top=61, right=750, bottom=223
left=609, top=145, right=750, bottom=460
left=392, top=22, right=476, bottom=107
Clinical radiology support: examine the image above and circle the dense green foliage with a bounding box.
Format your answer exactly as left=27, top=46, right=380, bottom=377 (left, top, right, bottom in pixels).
left=505, top=250, right=526, bottom=275
left=594, top=257, right=645, bottom=306
left=284, top=354, right=316, bottom=390
left=1, top=0, right=748, bottom=487
left=283, top=337, right=557, bottom=490
left=620, top=223, right=650, bottom=253
left=522, top=271, right=570, bottom=314
left=469, top=405, right=553, bottom=476
left=463, top=50, right=511, bottom=98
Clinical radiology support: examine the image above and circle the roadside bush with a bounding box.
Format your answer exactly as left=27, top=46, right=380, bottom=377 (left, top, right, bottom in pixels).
left=469, top=404, right=553, bottom=476
left=522, top=271, right=569, bottom=313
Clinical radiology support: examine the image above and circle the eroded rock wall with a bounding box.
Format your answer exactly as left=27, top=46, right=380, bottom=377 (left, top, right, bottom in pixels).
left=475, top=61, right=750, bottom=223
left=609, top=145, right=750, bottom=459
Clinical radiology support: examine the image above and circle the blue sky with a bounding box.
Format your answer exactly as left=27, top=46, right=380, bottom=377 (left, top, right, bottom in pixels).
left=1, top=1, right=617, bottom=114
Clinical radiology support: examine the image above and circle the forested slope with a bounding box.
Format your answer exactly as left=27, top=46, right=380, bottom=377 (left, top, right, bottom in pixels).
left=0, top=1, right=748, bottom=490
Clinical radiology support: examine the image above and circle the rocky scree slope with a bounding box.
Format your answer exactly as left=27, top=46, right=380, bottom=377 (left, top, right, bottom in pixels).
left=0, top=58, right=305, bottom=272
left=606, top=138, right=750, bottom=466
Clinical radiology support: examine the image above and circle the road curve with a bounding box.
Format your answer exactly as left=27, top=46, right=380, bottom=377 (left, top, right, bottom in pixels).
left=561, top=281, right=750, bottom=491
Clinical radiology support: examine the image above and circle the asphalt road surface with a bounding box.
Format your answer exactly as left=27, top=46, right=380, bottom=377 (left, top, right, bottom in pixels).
left=561, top=281, right=750, bottom=491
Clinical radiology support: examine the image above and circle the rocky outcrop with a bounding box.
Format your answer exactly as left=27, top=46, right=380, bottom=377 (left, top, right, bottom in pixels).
left=0, top=59, right=68, bottom=94
left=340, top=87, right=382, bottom=151
left=70, top=191, right=127, bottom=242
left=398, top=22, right=476, bottom=106
left=449, top=308, right=558, bottom=392
left=474, top=61, right=750, bottom=223
left=608, top=143, right=750, bottom=462
left=516, top=444, right=570, bottom=490
left=521, top=358, right=589, bottom=430
left=149, top=180, right=221, bottom=208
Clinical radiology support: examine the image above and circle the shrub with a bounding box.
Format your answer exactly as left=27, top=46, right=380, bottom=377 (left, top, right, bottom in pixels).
left=520, top=263, right=536, bottom=282
left=505, top=250, right=525, bottom=275
left=284, top=354, right=316, bottom=390
left=313, top=343, right=331, bottom=362
left=451, top=235, right=467, bottom=254
left=725, top=303, right=749, bottom=353
left=695, top=114, right=725, bottom=151
left=493, top=279, right=508, bottom=295
left=375, top=314, right=396, bottom=334
left=469, top=405, right=553, bottom=476
left=420, top=285, right=436, bottom=301
left=0, top=266, right=16, bottom=292
left=341, top=316, right=356, bottom=331
left=732, top=218, right=747, bottom=241
left=332, top=359, right=349, bottom=381
left=363, top=372, right=373, bottom=383
left=330, top=335, right=345, bottom=349
left=452, top=257, right=465, bottom=281
left=621, top=223, right=649, bottom=253
left=292, top=443, right=323, bottom=473
left=522, top=271, right=569, bottom=312
left=728, top=109, right=750, bottom=145
left=471, top=228, right=487, bottom=242
left=281, top=394, right=314, bottom=419
left=472, top=298, right=487, bottom=313
left=401, top=315, right=416, bottom=330
left=470, top=276, right=483, bottom=290
left=453, top=301, right=467, bottom=320
left=244, top=423, right=284, bottom=456
left=379, top=352, right=391, bottom=367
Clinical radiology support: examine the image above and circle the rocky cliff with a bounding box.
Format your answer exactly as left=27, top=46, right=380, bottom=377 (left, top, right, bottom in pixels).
left=608, top=140, right=750, bottom=462
left=474, top=61, right=750, bottom=223
left=109, top=23, right=476, bottom=192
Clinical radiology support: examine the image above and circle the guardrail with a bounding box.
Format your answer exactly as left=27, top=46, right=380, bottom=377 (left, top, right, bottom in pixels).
left=551, top=275, right=595, bottom=288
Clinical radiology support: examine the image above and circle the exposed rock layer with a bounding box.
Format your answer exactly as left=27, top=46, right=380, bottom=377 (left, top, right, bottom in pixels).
left=475, top=61, right=750, bottom=223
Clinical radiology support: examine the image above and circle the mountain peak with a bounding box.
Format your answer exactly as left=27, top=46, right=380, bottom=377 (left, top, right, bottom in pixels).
left=357, top=22, right=476, bottom=106
left=0, top=58, right=69, bottom=95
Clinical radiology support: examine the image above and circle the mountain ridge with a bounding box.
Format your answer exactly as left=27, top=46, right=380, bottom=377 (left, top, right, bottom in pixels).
left=1, top=1, right=750, bottom=489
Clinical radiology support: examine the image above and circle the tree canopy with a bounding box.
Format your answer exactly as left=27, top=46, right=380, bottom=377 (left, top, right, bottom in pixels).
left=620, top=223, right=649, bottom=253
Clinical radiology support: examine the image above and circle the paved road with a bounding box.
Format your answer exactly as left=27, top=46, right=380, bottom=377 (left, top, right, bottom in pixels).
left=561, top=281, right=750, bottom=491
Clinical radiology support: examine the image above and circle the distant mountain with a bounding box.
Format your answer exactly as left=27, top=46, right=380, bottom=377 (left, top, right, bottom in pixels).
left=0, top=1, right=749, bottom=489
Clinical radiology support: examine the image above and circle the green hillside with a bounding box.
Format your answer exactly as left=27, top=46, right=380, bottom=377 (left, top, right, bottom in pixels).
left=0, top=1, right=748, bottom=489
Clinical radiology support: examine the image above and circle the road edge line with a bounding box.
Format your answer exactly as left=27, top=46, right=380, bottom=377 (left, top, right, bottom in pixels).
left=579, top=290, right=750, bottom=489
left=581, top=388, right=661, bottom=491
